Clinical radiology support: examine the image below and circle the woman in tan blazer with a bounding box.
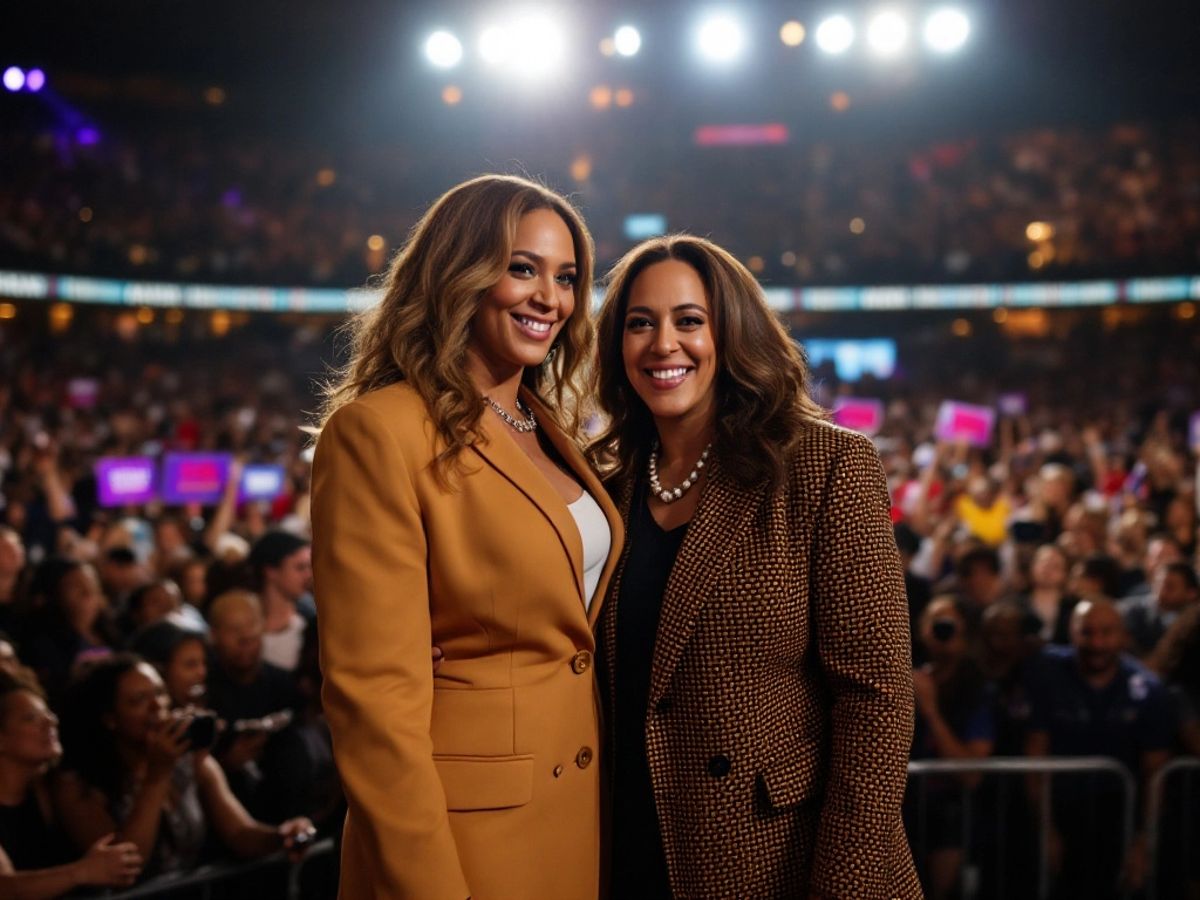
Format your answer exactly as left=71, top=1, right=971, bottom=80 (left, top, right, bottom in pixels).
left=588, top=236, right=922, bottom=899
left=311, top=175, right=624, bottom=900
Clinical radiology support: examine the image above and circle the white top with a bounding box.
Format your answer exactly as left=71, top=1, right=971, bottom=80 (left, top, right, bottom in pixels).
left=261, top=611, right=306, bottom=672
left=567, top=490, right=611, bottom=611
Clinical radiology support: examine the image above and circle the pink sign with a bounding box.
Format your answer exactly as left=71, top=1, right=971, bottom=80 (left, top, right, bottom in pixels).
left=935, top=401, right=996, bottom=448
left=833, top=398, right=885, bottom=436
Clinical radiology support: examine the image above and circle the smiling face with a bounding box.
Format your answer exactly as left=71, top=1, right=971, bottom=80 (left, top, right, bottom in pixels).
left=466, top=208, right=578, bottom=386
left=621, top=259, right=718, bottom=431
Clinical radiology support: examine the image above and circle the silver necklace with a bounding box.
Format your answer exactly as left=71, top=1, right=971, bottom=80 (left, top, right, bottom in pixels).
left=484, top=396, right=538, bottom=433
left=648, top=441, right=711, bottom=503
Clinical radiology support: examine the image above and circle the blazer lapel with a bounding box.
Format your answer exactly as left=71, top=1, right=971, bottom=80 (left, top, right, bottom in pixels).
left=522, top=391, right=626, bottom=627
left=470, top=395, right=585, bottom=604
left=648, top=456, right=764, bottom=709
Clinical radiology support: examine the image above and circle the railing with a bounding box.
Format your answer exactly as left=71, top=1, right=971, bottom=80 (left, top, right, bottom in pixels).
left=907, top=756, right=1138, bottom=900
left=1146, top=756, right=1200, bottom=900
left=105, top=836, right=335, bottom=900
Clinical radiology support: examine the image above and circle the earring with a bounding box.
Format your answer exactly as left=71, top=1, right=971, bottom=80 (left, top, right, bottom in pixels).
left=543, top=343, right=559, bottom=366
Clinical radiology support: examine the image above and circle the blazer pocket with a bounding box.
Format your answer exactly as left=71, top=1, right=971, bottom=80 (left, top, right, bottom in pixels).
left=434, top=754, right=535, bottom=811
left=759, top=740, right=824, bottom=810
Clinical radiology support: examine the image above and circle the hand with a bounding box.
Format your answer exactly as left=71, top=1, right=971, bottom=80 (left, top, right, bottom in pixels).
left=911, top=668, right=938, bottom=718
left=432, top=645, right=444, bottom=672
left=77, top=834, right=143, bottom=887
left=279, top=817, right=317, bottom=862
left=219, top=731, right=269, bottom=770
left=145, top=715, right=191, bottom=779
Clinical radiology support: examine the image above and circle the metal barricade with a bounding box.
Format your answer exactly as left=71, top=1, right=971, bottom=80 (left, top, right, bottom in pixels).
left=1146, top=756, right=1200, bottom=900
left=106, top=836, right=335, bottom=900
left=907, top=757, right=1137, bottom=900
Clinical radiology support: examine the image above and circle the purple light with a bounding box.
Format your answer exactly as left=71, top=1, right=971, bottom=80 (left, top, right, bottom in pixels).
left=220, top=188, right=242, bottom=208
left=25, top=69, right=45, bottom=92
left=76, top=126, right=100, bottom=146
left=2, top=67, right=24, bottom=92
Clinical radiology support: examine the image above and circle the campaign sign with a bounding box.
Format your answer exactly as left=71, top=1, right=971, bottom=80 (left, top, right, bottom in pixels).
left=161, top=453, right=233, bottom=505
left=239, top=464, right=287, bottom=502
left=95, top=457, right=157, bottom=507
left=1190, top=411, right=1200, bottom=451
left=935, top=401, right=996, bottom=448
left=997, top=392, right=1027, bottom=417
left=833, top=397, right=885, bottom=436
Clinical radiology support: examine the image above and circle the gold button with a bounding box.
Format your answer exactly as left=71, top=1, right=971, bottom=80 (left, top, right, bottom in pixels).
left=553, top=765, right=564, bottom=778
left=575, top=746, right=593, bottom=769
left=570, top=651, right=592, bottom=674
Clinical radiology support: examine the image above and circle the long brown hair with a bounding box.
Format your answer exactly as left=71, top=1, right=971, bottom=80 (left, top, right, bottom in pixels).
left=587, top=235, right=827, bottom=490
left=318, top=174, right=595, bottom=479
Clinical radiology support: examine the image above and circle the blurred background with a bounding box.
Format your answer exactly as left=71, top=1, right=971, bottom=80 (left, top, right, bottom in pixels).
left=0, top=1, right=1198, bottom=898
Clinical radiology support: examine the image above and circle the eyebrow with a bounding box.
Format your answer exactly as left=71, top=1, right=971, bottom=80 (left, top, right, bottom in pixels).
left=625, top=303, right=708, bottom=315
left=512, top=249, right=577, bottom=270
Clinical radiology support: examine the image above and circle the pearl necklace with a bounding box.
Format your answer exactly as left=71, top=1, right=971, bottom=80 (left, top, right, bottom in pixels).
left=484, top=396, right=538, bottom=433
left=648, top=441, right=711, bottom=504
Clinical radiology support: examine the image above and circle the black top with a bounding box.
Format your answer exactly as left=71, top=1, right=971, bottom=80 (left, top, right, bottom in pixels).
left=611, top=480, right=688, bottom=900
left=0, top=790, right=72, bottom=871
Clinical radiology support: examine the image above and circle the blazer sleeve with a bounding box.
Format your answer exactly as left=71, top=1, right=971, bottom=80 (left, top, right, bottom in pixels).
left=808, top=432, right=915, bottom=899
left=311, top=401, right=470, bottom=900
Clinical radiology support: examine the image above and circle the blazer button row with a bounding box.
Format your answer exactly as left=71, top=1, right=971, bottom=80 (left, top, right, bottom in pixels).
left=551, top=748, right=593, bottom=776
left=570, top=650, right=592, bottom=674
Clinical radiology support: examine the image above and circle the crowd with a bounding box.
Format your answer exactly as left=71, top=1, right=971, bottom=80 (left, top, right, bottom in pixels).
left=1, top=117, right=1198, bottom=288
left=0, top=307, right=1197, bottom=897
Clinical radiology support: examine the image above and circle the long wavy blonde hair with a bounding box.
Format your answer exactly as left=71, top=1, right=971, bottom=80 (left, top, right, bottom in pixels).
left=318, top=174, right=595, bottom=480
left=587, top=235, right=827, bottom=490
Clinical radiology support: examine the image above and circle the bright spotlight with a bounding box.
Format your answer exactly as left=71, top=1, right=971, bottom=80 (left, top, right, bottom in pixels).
left=924, top=7, right=970, bottom=54
left=815, top=15, right=855, bottom=55
left=425, top=31, right=463, bottom=69
left=867, top=10, right=909, bottom=56
left=478, top=13, right=567, bottom=78
left=2, top=67, right=24, bottom=92
left=696, top=13, right=747, bottom=64
left=25, top=68, right=45, bottom=92
left=614, top=25, right=641, bottom=57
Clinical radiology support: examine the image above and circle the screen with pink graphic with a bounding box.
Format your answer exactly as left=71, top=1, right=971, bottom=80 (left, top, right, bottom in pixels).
left=161, top=453, right=233, bottom=505
left=95, top=457, right=157, bottom=507
left=833, top=397, right=885, bottom=436
left=935, top=401, right=996, bottom=448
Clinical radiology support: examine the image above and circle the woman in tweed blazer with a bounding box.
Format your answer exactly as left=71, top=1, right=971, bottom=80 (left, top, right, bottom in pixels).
left=588, top=235, right=923, bottom=900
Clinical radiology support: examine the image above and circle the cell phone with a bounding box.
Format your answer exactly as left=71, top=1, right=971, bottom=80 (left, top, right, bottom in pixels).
left=289, top=829, right=315, bottom=848
left=1010, top=520, right=1046, bottom=545
left=185, top=713, right=219, bottom=751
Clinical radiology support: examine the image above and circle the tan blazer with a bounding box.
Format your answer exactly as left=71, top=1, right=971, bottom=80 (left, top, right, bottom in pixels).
left=598, top=423, right=922, bottom=899
left=312, top=382, right=624, bottom=900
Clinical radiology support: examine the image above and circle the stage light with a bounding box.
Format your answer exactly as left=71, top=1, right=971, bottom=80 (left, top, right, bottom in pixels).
left=425, top=31, right=463, bottom=69
left=442, top=85, right=463, bottom=105
left=696, top=12, right=747, bottom=64
left=478, top=13, right=567, bottom=79
left=25, top=68, right=45, bottom=92
left=2, top=67, right=24, bottom=92
left=815, top=15, right=855, bottom=55
left=867, top=10, right=909, bottom=56
left=614, top=25, right=641, bottom=57
left=780, top=21, right=806, bottom=46
left=924, top=7, right=970, bottom=54
left=1025, top=221, right=1054, bottom=241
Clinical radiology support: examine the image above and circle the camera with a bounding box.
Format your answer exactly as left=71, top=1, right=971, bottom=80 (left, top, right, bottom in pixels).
left=184, top=712, right=219, bottom=751
left=931, top=619, right=959, bottom=642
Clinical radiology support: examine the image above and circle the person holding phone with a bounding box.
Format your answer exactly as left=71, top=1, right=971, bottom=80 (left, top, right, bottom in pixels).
left=50, top=654, right=314, bottom=881
left=587, top=235, right=920, bottom=898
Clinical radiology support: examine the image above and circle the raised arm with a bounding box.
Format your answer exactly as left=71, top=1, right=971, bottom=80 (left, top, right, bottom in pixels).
left=311, top=401, right=469, bottom=900
left=809, top=433, right=915, bottom=898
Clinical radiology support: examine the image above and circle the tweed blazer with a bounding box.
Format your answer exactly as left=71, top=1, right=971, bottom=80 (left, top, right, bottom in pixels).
left=598, top=422, right=922, bottom=900
left=312, top=382, right=624, bottom=900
